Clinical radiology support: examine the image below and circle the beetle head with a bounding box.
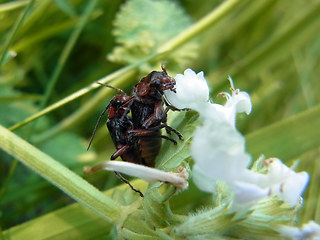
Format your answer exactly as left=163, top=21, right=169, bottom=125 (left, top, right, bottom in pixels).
left=149, top=70, right=176, bottom=93
left=108, top=95, right=131, bottom=118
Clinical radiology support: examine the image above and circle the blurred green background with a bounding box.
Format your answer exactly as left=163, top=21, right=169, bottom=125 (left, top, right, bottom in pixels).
left=1, top=0, right=320, bottom=235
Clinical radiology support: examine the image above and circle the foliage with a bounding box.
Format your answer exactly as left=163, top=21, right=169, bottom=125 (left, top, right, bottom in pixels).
left=1, top=0, right=320, bottom=239
left=108, top=0, right=199, bottom=74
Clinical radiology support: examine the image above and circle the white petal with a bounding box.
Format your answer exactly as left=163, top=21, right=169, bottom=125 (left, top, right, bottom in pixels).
left=280, top=221, right=320, bottom=240
left=226, top=76, right=252, bottom=115
left=199, top=92, right=251, bottom=128
left=273, top=171, right=309, bottom=205
left=201, top=103, right=236, bottom=127
left=192, top=164, right=217, bottom=193
left=164, top=68, right=209, bottom=110
left=232, top=181, right=269, bottom=209
left=223, top=90, right=252, bottom=122
left=84, top=161, right=189, bottom=190
left=191, top=121, right=251, bottom=182
left=232, top=91, right=252, bottom=115
left=263, top=158, right=309, bottom=205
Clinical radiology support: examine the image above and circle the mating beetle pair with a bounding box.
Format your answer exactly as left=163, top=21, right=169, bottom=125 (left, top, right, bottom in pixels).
left=87, top=66, right=182, bottom=196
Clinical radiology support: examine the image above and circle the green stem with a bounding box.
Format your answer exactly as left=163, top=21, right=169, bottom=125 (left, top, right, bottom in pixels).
left=0, top=125, right=121, bottom=223
left=158, top=0, right=242, bottom=54
left=32, top=68, right=138, bottom=143
left=40, top=0, right=99, bottom=108
left=8, top=55, right=155, bottom=132
left=8, top=65, right=129, bottom=131
left=0, top=0, right=35, bottom=66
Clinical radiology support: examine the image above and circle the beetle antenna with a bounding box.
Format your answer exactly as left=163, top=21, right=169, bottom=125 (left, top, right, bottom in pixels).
left=87, top=103, right=110, bottom=150
left=96, top=82, right=127, bottom=96
left=161, top=64, right=168, bottom=75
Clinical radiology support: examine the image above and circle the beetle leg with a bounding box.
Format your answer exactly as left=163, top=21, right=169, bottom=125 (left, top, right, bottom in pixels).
left=158, top=135, right=177, bottom=145
left=152, top=124, right=183, bottom=140
left=128, top=129, right=178, bottom=145
left=111, top=144, right=131, bottom=160
left=142, top=101, right=165, bottom=128
left=128, top=129, right=158, bottom=137
left=114, top=171, right=144, bottom=197
left=142, top=100, right=185, bottom=129
left=163, top=125, right=183, bottom=140
left=133, top=124, right=183, bottom=141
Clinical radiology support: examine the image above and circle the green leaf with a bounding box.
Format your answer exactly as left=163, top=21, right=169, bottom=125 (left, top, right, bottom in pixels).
left=108, top=0, right=199, bottom=73
left=246, top=104, right=320, bottom=161
left=2, top=179, right=148, bottom=239
left=54, top=0, right=77, bottom=17
left=142, top=183, right=173, bottom=228
left=156, top=110, right=199, bottom=170
left=0, top=85, right=47, bottom=130
left=3, top=202, right=113, bottom=240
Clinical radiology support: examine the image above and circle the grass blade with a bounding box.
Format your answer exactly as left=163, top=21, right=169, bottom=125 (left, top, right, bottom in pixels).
left=0, top=125, right=121, bottom=223
left=41, top=0, right=99, bottom=107
left=0, top=0, right=35, bottom=66
left=2, top=180, right=147, bottom=239
left=246, top=104, right=320, bottom=161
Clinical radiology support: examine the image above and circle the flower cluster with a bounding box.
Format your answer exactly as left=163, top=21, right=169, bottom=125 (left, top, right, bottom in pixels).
left=280, top=221, right=320, bottom=240
left=164, top=68, right=309, bottom=210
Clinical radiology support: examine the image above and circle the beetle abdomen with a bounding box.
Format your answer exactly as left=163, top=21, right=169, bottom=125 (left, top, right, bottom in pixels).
left=138, top=130, right=162, bottom=167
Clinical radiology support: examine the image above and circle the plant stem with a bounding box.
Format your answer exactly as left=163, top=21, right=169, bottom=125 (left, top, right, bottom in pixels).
left=0, top=0, right=29, bottom=13
left=0, top=125, right=122, bottom=223
left=32, top=68, right=137, bottom=143
left=158, top=0, right=242, bottom=54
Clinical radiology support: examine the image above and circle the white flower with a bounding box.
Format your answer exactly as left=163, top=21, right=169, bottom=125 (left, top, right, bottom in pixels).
left=164, top=68, right=210, bottom=110
left=262, top=158, right=309, bottom=205
left=165, top=69, right=251, bottom=128
left=230, top=158, right=309, bottom=209
left=172, top=68, right=310, bottom=210
left=203, top=77, right=251, bottom=127
left=226, top=76, right=252, bottom=115
left=280, top=221, right=320, bottom=240
left=191, top=120, right=251, bottom=183
left=84, top=161, right=188, bottom=190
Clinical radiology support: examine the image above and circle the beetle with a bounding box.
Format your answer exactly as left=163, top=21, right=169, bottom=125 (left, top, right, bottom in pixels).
left=87, top=83, right=145, bottom=196
left=86, top=67, right=182, bottom=196
left=126, top=66, right=183, bottom=167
